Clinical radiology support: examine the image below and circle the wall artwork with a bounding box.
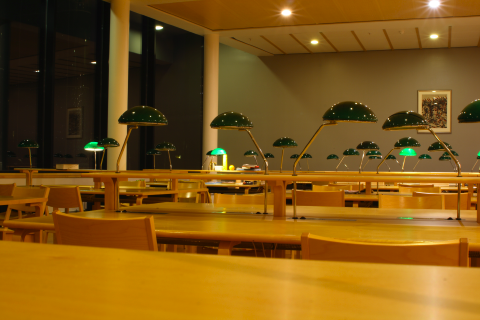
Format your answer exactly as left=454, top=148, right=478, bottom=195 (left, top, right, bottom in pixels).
left=67, top=107, right=83, bottom=138
left=417, top=90, right=452, bottom=133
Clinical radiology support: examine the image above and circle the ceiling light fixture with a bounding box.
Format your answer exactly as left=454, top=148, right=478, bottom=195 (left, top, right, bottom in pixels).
left=155, top=25, right=163, bottom=30
left=430, top=34, right=439, bottom=39
left=34, top=70, right=40, bottom=73
left=281, top=9, right=292, bottom=16
left=428, top=0, right=440, bottom=8
left=311, top=40, right=319, bottom=45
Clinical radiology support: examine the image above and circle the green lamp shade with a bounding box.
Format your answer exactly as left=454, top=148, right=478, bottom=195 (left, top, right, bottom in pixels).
left=323, top=101, right=378, bottom=123
left=477, top=156, right=480, bottom=160
left=273, top=137, right=298, bottom=148
left=382, top=111, right=429, bottom=130
left=264, top=153, right=275, bottom=158
left=211, top=148, right=227, bottom=156
left=369, top=155, right=382, bottom=160
left=428, top=141, right=452, bottom=152
left=147, top=149, right=161, bottom=155
left=118, top=106, right=168, bottom=126
left=399, top=148, right=417, bottom=156
left=327, top=154, right=339, bottom=160
left=98, top=137, right=120, bottom=148
left=301, top=153, right=312, bottom=159
left=53, top=153, right=63, bottom=158
left=156, top=142, right=176, bottom=151
left=244, top=150, right=258, bottom=157
left=210, top=112, right=253, bottom=130
left=418, top=154, right=432, bottom=160
left=290, top=154, right=300, bottom=159
left=439, top=155, right=451, bottom=161
left=442, top=151, right=459, bottom=157
left=206, top=150, right=213, bottom=156
left=458, top=100, right=480, bottom=123
left=18, top=139, right=39, bottom=148
left=356, top=141, right=379, bottom=150
left=366, top=150, right=382, bottom=156
left=76, top=153, right=87, bottom=158
left=84, top=142, right=104, bottom=151
left=343, top=148, right=360, bottom=156
left=394, top=137, right=420, bottom=148
left=386, top=155, right=397, bottom=160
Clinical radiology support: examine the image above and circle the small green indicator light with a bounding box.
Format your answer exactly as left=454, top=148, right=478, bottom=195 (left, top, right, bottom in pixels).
left=398, top=217, right=414, bottom=220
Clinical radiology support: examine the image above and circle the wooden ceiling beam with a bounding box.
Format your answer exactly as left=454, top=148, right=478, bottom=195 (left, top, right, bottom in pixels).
left=383, top=29, right=394, bottom=50
left=231, top=37, right=275, bottom=55
left=415, top=27, right=422, bottom=49
left=448, top=26, right=452, bottom=48
left=260, top=35, right=286, bottom=54
left=351, top=31, right=366, bottom=51
left=289, top=34, right=313, bottom=54
left=320, top=32, right=339, bottom=52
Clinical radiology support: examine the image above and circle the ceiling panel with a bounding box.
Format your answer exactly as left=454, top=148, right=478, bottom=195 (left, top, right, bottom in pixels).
left=233, top=36, right=284, bottom=54
left=260, top=34, right=311, bottom=54
left=354, top=29, right=391, bottom=51
left=291, top=33, right=336, bottom=53
left=450, top=25, right=480, bottom=47
left=384, top=27, right=419, bottom=50
left=418, top=25, right=449, bottom=48
left=320, top=31, right=362, bottom=52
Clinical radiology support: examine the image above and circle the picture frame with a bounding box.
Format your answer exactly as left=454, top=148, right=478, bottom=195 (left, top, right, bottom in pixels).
left=417, top=90, right=452, bottom=133
left=66, top=107, right=83, bottom=138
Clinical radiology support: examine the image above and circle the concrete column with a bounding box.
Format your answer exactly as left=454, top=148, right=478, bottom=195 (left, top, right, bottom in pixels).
left=107, top=0, right=130, bottom=171
left=203, top=33, right=219, bottom=160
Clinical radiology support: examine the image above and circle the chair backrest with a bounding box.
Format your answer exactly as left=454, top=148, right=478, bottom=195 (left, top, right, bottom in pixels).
left=326, top=184, right=354, bottom=191
left=53, top=211, right=158, bottom=251
left=178, top=181, right=203, bottom=203
left=398, top=186, right=441, bottom=193
left=0, top=183, right=16, bottom=196
left=398, top=184, right=434, bottom=187
left=301, top=233, right=469, bottom=267
left=379, top=194, right=444, bottom=209
left=214, top=193, right=274, bottom=205
left=119, top=180, right=146, bottom=188
left=413, top=192, right=470, bottom=210
left=8, top=186, right=50, bottom=214
left=46, top=186, right=84, bottom=213
left=295, top=191, right=344, bottom=207
left=314, top=185, right=352, bottom=191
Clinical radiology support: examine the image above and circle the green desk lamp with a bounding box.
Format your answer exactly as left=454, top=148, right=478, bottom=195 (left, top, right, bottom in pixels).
left=98, top=138, right=119, bottom=170
left=384, top=155, right=400, bottom=171
left=155, top=142, right=176, bottom=171
left=265, top=153, right=274, bottom=159
left=210, top=111, right=269, bottom=214
left=439, top=154, right=456, bottom=171
left=117, top=106, right=168, bottom=173
left=301, top=153, right=313, bottom=171
left=363, top=151, right=381, bottom=169
left=376, top=137, right=420, bottom=174
left=356, top=141, right=379, bottom=173
left=327, top=154, right=348, bottom=171
left=202, top=150, right=213, bottom=170
left=363, top=155, right=382, bottom=170
left=336, top=149, right=360, bottom=171
left=146, top=149, right=161, bottom=169
left=273, top=137, right=297, bottom=172
left=18, top=139, right=39, bottom=168
left=472, top=153, right=480, bottom=171
left=382, top=111, right=462, bottom=220
left=84, top=142, right=104, bottom=170
left=211, top=148, right=227, bottom=170
left=442, top=150, right=459, bottom=171
left=399, top=148, right=417, bottom=172
left=244, top=150, right=259, bottom=166
left=413, top=154, right=432, bottom=171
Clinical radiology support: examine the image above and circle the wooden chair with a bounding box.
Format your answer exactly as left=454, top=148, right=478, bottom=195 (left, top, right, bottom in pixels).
left=44, top=186, right=84, bottom=214
left=295, top=191, right=344, bottom=207
left=0, top=183, right=16, bottom=240
left=379, top=194, right=444, bottom=209
left=398, top=186, right=441, bottom=193
left=326, top=184, right=354, bottom=191
left=313, top=185, right=352, bottom=191
left=413, top=192, right=471, bottom=210
left=53, top=211, right=158, bottom=251
left=178, top=181, right=210, bottom=203
left=119, top=180, right=146, bottom=188
left=214, top=193, right=274, bottom=205
left=398, top=184, right=434, bottom=187
left=4, top=187, right=50, bottom=221
left=0, top=183, right=16, bottom=197
left=301, top=233, right=469, bottom=267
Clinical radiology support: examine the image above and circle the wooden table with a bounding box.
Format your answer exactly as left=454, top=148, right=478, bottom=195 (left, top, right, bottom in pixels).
left=3, top=241, right=480, bottom=319
left=205, top=182, right=262, bottom=194
left=5, top=204, right=480, bottom=254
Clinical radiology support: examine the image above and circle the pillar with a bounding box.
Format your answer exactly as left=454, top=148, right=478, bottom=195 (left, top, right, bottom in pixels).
left=203, top=33, right=219, bottom=160
left=107, top=0, right=130, bottom=171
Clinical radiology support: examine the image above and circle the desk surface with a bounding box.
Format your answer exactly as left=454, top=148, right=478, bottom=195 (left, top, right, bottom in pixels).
left=78, top=187, right=207, bottom=196
left=3, top=241, right=480, bottom=320
left=4, top=204, right=480, bottom=245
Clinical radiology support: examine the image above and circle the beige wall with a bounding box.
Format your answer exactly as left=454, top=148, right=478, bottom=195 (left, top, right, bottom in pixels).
left=218, top=45, right=480, bottom=173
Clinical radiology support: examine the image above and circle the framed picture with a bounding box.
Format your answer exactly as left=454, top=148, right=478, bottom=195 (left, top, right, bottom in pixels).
left=417, top=90, right=452, bottom=133
left=67, top=108, right=83, bottom=138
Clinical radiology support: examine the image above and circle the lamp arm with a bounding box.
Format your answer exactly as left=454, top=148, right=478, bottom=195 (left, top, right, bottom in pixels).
left=449, top=160, right=456, bottom=171
left=385, top=162, right=391, bottom=171
left=472, top=159, right=479, bottom=172
left=28, top=148, right=32, bottom=168
left=280, top=148, right=284, bottom=173
left=402, top=156, right=406, bottom=172
left=363, top=159, right=370, bottom=170
left=336, top=156, right=346, bottom=171
left=100, top=149, right=106, bottom=170
left=412, top=160, right=420, bottom=172
left=344, top=163, right=349, bottom=170
left=116, top=126, right=137, bottom=173
left=245, top=129, right=268, bottom=175
left=293, top=122, right=336, bottom=176
left=201, top=156, right=209, bottom=169
left=377, top=148, right=394, bottom=174
left=359, top=151, right=365, bottom=173
left=168, top=150, right=172, bottom=171
left=427, top=128, right=461, bottom=177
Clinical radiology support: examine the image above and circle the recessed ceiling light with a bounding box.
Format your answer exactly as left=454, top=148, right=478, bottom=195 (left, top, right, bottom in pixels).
left=155, top=25, right=163, bottom=30
left=428, top=1, right=440, bottom=8
left=430, top=34, right=439, bottom=39
left=91, top=61, right=96, bottom=64
left=281, top=9, right=292, bottom=16
left=311, top=40, right=319, bottom=45
left=432, top=91, right=436, bottom=92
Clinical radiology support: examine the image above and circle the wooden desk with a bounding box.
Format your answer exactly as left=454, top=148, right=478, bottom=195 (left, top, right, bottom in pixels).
left=3, top=241, right=480, bottom=319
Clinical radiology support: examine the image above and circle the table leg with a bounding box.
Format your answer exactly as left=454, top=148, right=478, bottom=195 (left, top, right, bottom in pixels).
left=218, top=241, right=240, bottom=255
left=271, top=180, right=287, bottom=217
left=171, top=178, right=178, bottom=202
left=365, top=182, right=371, bottom=195
left=101, top=177, right=127, bottom=210
left=136, top=196, right=146, bottom=206
left=352, top=201, right=359, bottom=207
left=245, top=187, right=249, bottom=194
